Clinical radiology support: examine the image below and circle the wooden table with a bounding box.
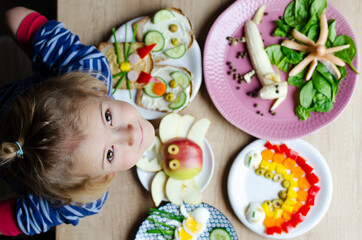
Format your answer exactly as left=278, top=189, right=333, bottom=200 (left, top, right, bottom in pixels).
left=56, top=0, right=362, bottom=239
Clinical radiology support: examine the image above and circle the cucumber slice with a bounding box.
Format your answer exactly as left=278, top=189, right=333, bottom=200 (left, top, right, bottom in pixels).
left=164, top=44, right=187, bottom=59
left=143, top=77, right=167, bottom=98
left=169, top=91, right=187, bottom=110
left=210, top=228, right=231, bottom=240
left=153, top=9, right=175, bottom=24
left=144, top=31, right=165, bottom=52
left=171, top=71, right=190, bottom=89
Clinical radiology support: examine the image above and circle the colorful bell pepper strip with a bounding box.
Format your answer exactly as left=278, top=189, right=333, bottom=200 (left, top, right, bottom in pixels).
left=137, top=43, right=156, bottom=58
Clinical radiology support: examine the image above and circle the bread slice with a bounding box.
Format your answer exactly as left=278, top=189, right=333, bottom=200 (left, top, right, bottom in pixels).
left=136, top=65, right=193, bottom=113
left=98, top=42, right=153, bottom=89
left=133, top=7, right=194, bottom=63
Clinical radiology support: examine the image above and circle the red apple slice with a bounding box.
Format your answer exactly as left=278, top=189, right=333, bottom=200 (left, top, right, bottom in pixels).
left=159, top=113, right=182, bottom=143
left=182, top=178, right=203, bottom=205
left=151, top=171, right=167, bottom=207
left=176, top=114, right=196, bottom=138
left=165, top=177, right=184, bottom=205
left=187, top=118, right=211, bottom=150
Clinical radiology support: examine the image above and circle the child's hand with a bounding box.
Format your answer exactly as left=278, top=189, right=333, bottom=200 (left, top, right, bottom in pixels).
left=5, top=7, right=35, bottom=40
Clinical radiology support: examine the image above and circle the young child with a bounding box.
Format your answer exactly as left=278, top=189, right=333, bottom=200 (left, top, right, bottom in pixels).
left=0, top=6, right=155, bottom=236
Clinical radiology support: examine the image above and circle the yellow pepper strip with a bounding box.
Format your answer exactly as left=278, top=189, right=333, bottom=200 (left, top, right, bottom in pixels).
left=120, top=62, right=131, bottom=72
left=275, top=164, right=287, bottom=174
left=287, top=189, right=298, bottom=198
left=282, top=204, right=294, bottom=213
left=273, top=209, right=283, bottom=219
left=260, top=160, right=271, bottom=170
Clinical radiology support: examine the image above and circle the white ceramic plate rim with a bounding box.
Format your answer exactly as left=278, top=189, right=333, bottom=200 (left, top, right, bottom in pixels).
left=109, top=17, right=202, bottom=120
left=227, top=139, right=333, bottom=239
left=136, top=138, right=214, bottom=196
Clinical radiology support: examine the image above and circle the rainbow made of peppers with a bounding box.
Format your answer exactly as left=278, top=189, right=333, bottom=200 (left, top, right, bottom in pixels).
left=253, top=142, right=320, bottom=235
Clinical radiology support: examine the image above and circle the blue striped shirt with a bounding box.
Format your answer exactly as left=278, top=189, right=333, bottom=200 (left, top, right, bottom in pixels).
left=0, top=20, right=113, bottom=235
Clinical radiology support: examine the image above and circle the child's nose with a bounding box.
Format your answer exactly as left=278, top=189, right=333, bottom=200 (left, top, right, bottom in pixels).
left=114, top=123, right=136, bottom=146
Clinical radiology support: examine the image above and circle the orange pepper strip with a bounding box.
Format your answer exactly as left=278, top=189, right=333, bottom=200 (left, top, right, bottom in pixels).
left=261, top=149, right=274, bottom=161
left=293, top=201, right=303, bottom=213
left=264, top=217, right=276, bottom=228
left=297, top=190, right=308, bottom=201
left=276, top=218, right=285, bottom=227
left=298, top=177, right=311, bottom=190
left=272, top=153, right=285, bottom=163
left=153, top=82, right=166, bottom=96
left=283, top=157, right=297, bottom=169
left=282, top=211, right=292, bottom=221
left=292, top=166, right=305, bottom=179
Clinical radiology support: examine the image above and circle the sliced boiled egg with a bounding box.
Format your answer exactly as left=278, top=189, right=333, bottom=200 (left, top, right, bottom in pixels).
left=244, top=151, right=262, bottom=169
left=245, top=202, right=265, bottom=224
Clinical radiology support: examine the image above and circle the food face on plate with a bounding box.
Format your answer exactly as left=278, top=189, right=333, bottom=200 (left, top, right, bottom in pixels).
left=137, top=65, right=193, bottom=112
left=134, top=8, right=194, bottom=62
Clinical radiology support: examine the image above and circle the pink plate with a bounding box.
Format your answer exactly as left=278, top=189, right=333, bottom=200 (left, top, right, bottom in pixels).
left=203, top=0, right=359, bottom=140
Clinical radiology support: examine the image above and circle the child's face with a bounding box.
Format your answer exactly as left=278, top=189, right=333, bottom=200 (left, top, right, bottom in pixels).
left=76, top=97, right=155, bottom=178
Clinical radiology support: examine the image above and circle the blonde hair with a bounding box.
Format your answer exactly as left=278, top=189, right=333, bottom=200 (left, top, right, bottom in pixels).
left=0, top=72, right=114, bottom=204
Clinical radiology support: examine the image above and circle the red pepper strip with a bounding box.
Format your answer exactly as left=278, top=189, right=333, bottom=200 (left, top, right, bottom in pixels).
left=281, top=221, right=293, bottom=233
left=137, top=43, right=156, bottom=59
left=291, top=212, right=305, bottom=227
left=265, top=141, right=274, bottom=150
left=298, top=205, right=311, bottom=216
left=266, top=226, right=282, bottom=235
left=296, top=156, right=306, bottom=166
left=286, top=149, right=298, bottom=160
left=280, top=144, right=289, bottom=154
left=300, top=162, right=314, bottom=174
left=307, top=195, right=316, bottom=206
left=273, top=144, right=282, bottom=153
left=137, top=71, right=152, bottom=83
left=308, top=185, right=321, bottom=196
left=306, top=173, right=319, bottom=185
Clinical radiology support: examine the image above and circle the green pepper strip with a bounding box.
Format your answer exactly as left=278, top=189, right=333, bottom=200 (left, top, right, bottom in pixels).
left=112, top=72, right=126, bottom=95
left=147, top=218, right=171, bottom=239
left=149, top=208, right=185, bottom=221
left=147, top=229, right=174, bottom=235
left=112, top=28, right=121, bottom=66
left=125, top=24, right=138, bottom=62
left=124, top=23, right=128, bottom=61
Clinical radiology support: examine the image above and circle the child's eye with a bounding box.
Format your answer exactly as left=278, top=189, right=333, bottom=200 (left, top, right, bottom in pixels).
left=107, top=146, right=114, bottom=162
left=105, top=109, right=112, bottom=124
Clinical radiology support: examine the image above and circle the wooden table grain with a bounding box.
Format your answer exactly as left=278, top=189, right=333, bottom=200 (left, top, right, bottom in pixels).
left=56, top=0, right=362, bottom=239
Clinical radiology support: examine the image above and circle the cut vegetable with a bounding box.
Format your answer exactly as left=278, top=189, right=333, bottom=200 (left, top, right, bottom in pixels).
left=169, top=91, right=187, bottom=110
left=137, top=43, right=156, bottom=58
left=143, top=77, right=167, bottom=98
left=170, top=71, right=190, bottom=88
left=210, top=228, right=231, bottom=240
left=144, top=30, right=165, bottom=52
left=164, top=44, right=187, bottom=59
left=137, top=71, right=153, bottom=83
left=153, top=9, right=175, bottom=24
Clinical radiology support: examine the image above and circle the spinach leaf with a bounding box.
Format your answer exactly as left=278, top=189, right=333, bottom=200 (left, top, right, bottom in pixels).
left=300, top=15, right=318, bottom=35
left=333, top=35, right=359, bottom=73
left=300, top=80, right=316, bottom=108
left=313, top=97, right=334, bottom=112
left=307, top=24, right=319, bottom=42
left=284, top=0, right=309, bottom=27
left=316, top=63, right=334, bottom=85
left=328, top=19, right=336, bottom=43
left=310, top=0, right=327, bottom=17
left=274, top=28, right=288, bottom=38
left=312, top=71, right=332, bottom=99
left=275, top=19, right=291, bottom=33
left=265, top=45, right=291, bottom=72
left=288, top=69, right=307, bottom=89
left=296, top=105, right=311, bottom=121
left=282, top=46, right=303, bottom=64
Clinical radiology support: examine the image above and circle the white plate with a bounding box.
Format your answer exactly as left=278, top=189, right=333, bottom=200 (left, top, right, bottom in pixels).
left=136, top=138, right=214, bottom=193
left=109, top=17, right=202, bottom=120
left=227, top=139, right=333, bottom=239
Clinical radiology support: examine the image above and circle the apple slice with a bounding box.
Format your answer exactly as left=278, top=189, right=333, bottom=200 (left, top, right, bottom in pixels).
left=159, top=113, right=182, bottom=143
left=165, top=177, right=184, bottom=206
left=151, top=171, right=167, bottom=207
left=176, top=114, right=196, bottom=138
left=136, top=156, right=162, bottom=172
left=182, top=178, right=203, bottom=205
left=186, top=118, right=211, bottom=149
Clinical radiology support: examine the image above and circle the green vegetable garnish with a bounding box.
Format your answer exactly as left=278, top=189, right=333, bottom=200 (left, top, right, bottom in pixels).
left=112, top=72, right=126, bottom=95
left=112, top=27, right=121, bottom=65
left=126, top=24, right=138, bottom=62
left=248, top=156, right=252, bottom=166
left=252, top=212, right=255, bottom=218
